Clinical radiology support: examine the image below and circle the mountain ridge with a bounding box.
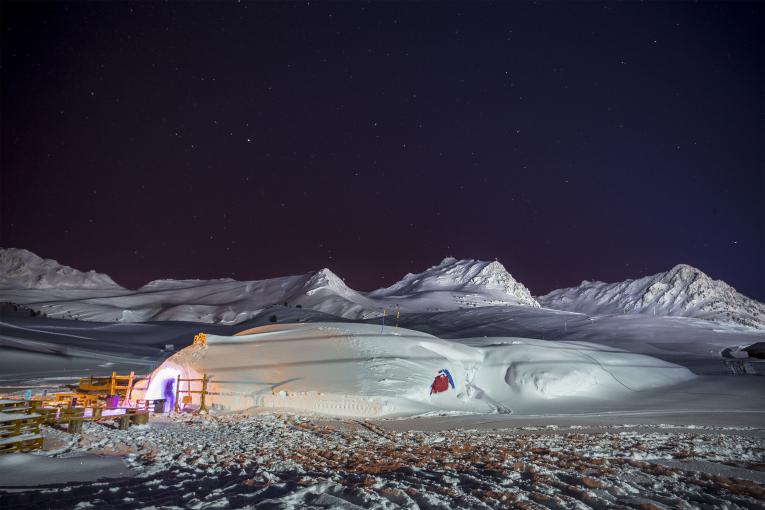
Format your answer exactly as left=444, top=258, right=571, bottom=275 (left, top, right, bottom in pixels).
left=538, top=263, right=765, bottom=329
left=1, top=248, right=762, bottom=329
left=0, top=248, right=123, bottom=290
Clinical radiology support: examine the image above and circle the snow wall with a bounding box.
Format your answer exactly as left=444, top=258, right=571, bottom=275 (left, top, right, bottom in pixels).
left=139, top=323, right=695, bottom=417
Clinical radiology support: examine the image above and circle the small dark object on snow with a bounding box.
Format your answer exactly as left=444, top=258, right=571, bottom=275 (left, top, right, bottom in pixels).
left=430, top=369, right=456, bottom=395
left=743, top=342, right=765, bottom=359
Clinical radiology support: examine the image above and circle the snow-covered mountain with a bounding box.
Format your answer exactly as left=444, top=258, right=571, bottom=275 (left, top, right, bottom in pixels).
left=369, top=257, right=540, bottom=309
left=0, top=248, right=376, bottom=322
left=4, top=249, right=760, bottom=330
left=0, top=248, right=122, bottom=290
left=538, top=264, right=765, bottom=329
left=0, top=250, right=541, bottom=323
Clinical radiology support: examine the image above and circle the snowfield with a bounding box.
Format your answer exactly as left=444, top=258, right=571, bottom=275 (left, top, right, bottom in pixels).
left=1, top=414, right=763, bottom=509
left=138, top=323, right=695, bottom=417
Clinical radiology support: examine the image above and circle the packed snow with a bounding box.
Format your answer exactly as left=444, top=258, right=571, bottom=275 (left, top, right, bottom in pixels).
left=134, top=323, right=695, bottom=417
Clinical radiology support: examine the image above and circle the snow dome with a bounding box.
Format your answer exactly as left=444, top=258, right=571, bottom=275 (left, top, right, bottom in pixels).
left=136, top=323, right=695, bottom=417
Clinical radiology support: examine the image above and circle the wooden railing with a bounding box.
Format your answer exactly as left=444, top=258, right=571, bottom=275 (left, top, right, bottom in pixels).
left=174, top=373, right=209, bottom=414
left=77, top=371, right=135, bottom=398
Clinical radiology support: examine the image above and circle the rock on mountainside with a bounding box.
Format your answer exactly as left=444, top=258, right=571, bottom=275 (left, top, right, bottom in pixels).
left=369, top=257, right=540, bottom=308
left=0, top=248, right=122, bottom=289
left=538, top=264, right=765, bottom=329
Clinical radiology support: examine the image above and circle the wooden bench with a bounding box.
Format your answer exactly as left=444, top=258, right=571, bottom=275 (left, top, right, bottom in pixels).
left=0, top=399, right=31, bottom=413
left=36, top=406, right=88, bottom=433
left=51, top=393, right=101, bottom=408
left=95, top=409, right=149, bottom=430
left=0, top=396, right=150, bottom=437
left=0, top=412, right=44, bottom=454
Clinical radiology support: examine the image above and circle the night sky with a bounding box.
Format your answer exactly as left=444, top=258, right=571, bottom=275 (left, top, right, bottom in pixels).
left=1, top=2, right=763, bottom=300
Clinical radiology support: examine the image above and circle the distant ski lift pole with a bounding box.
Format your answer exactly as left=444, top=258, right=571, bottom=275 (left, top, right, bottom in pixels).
left=395, top=305, right=400, bottom=328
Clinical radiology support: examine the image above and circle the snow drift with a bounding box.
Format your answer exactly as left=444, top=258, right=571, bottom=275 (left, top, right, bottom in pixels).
left=139, top=322, right=695, bottom=417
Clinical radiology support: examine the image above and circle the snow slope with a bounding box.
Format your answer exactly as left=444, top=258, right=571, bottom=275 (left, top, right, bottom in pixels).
left=539, top=264, right=765, bottom=329
left=139, top=322, right=695, bottom=417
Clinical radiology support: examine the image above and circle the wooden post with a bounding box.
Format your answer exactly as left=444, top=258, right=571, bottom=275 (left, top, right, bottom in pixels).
left=132, top=412, right=148, bottom=425
left=109, top=371, right=117, bottom=396
left=68, top=418, right=83, bottom=434
left=174, top=374, right=181, bottom=413
left=119, top=414, right=130, bottom=430
left=199, top=373, right=208, bottom=413
left=126, top=371, right=135, bottom=405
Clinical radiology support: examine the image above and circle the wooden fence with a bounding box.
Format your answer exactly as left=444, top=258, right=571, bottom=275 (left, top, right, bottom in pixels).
left=174, top=374, right=209, bottom=413
left=77, top=371, right=135, bottom=399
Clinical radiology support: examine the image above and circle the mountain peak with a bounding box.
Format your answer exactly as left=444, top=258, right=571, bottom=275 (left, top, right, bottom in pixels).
left=667, top=263, right=706, bottom=279
left=0, top=248, right=123, bottom=290
left=539, top=264, right=764, bottom=329
left=370, top=257, right=540, bottom=307
left=305, top=268, right=348, bottom=292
